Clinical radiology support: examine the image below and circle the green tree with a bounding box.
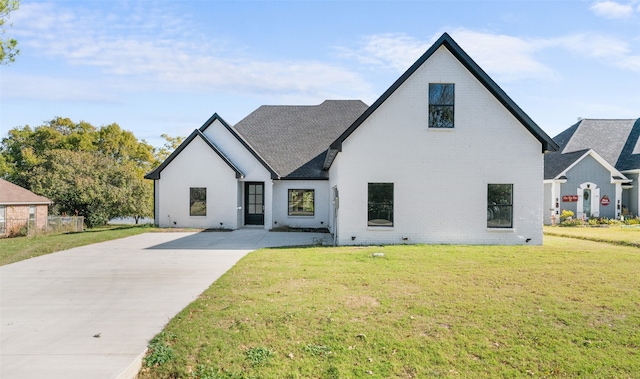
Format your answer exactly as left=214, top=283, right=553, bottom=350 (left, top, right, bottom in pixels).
left=0, top=118, right=157, bottom=226
left=153, top=133, right=185, bottom=164
left=0, top=0, right=19, bottom=64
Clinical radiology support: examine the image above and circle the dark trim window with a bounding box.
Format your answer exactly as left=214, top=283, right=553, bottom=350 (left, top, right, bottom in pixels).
left=429, top=83, right=455, bottom=128
left=288, top=189, right=315, bottom=216
left=368, top=183, right=393, bottom=227
left=487, top=184, right=513, bottom=228
left=190, top=187, right=207, bottom=216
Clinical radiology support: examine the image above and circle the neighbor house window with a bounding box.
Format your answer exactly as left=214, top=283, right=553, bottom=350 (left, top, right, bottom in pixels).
left=368, top=183, right=394, bottom=227
left=429, top=83, right=455, bottom=128
left=487, top=184, right=513, bottom=228
left=0, top=206, right=5, bottom=235
left=288, top=189, right=315, bottom=216
left=190, top=187, right=207, bottom=216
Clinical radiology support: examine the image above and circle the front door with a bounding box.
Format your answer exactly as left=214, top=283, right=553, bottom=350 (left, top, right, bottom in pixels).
left=245, top=182, right=264, bottom=225
left=583, top=188, right=591, bottom=217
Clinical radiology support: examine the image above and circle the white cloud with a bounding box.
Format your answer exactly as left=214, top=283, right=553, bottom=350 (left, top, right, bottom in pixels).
left=448, top=29, right=557, bottom=81
left=339, top=29, right=557, bottom=82
left=590, top=1, right=636, bottom=19
left=7, top=2, right=373, bottom=102
left=551, top=32, right=640, bottom=71
left=336, top=33, right=429, bottom=72
left=339, top=28, right=640, bottom=84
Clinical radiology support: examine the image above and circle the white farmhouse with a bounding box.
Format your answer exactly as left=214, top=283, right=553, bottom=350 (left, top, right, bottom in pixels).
left=145, top=33, right=558, bottom=245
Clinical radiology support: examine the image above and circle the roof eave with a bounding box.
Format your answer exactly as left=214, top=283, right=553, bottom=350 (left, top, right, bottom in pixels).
left=0, top=201, right=53, bottom=206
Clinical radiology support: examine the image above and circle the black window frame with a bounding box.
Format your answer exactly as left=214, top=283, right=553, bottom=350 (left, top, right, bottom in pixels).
left=368, top=183, right=394, bottom=227
left=487, top=184, right=513, bottom=228
left=288, top=189, right=315, bottom=216
left=190, top=187, right=207, bottom=217
left=429, top=83, right=455, bottom=128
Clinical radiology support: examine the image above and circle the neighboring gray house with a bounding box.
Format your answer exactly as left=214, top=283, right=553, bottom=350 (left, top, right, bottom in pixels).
left=544, top=118, right=640, bottom=224
left=147, top=33, right=558, bottom=245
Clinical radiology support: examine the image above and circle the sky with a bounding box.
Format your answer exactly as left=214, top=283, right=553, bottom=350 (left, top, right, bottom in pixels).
left=1, top=0, right=639, bottom=148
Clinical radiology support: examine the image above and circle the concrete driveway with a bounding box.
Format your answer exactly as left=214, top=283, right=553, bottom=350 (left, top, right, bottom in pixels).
left=0, top=229, right=330, bottom=379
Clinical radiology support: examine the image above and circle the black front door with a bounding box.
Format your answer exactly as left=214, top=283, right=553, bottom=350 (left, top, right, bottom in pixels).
left=245, top=182, right=264, bottom=225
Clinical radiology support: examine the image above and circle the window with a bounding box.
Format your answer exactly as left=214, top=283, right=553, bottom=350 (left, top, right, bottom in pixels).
left=190, top=187, right=207, bottom=216
left=28, top=205, right=36, bottom=230
left=368, top=183, right=393, bottom=227
left=0, top=206, right=5, bottom=235
left=288, top=189, right=315, bottom=216
left=429, top=83, right=454, bottom=128
left=487, top=184, right=513, bottom=228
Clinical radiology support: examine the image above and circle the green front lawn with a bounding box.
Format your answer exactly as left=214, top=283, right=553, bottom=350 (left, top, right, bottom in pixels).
left=139, top=236, right=640, bottom=378
left=0, top=224, right=155, bottom=266
left=544, top=224, right=640, bottom=247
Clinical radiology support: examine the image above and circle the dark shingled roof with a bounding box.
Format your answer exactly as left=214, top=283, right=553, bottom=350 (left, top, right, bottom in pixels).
left=544, top=149, right=589, bottom=180
left=0, top=178, right=52, bottom=205
left=544, top=118, right=640, bottom=179
left=233, top=100, right=368, bottom=179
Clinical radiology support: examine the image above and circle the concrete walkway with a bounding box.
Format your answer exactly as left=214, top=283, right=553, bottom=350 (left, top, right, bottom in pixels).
left=0, top=229, right=330, bottom=379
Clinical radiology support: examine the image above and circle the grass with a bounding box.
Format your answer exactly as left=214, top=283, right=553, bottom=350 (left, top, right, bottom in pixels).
left=0, top=224, right=155, bottom=266
left=138, top=236, right=640, bottom=378
left=544, top=224, right=640, bottom=247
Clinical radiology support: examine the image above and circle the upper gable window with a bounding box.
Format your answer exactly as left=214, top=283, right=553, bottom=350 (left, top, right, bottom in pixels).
left=429, top=83, right=455, bottom=128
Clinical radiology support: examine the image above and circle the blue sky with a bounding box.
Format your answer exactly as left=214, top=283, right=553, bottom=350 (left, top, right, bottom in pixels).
left=1, top=0, right=639, bottom=147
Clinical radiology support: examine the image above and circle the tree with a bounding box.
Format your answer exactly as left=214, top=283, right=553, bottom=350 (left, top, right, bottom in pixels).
left=153, top=133, right=185, bottom=164
left=0, top=118, right=157, bottom=226
left=0, top=0, right=19, bottom=64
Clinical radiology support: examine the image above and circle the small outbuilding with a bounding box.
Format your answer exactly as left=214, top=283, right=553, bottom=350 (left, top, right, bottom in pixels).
left=0, top=178, right=52, bottom=237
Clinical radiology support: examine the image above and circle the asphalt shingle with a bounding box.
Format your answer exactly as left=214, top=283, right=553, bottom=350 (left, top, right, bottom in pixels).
left=233, top=100, right=368, bottom=178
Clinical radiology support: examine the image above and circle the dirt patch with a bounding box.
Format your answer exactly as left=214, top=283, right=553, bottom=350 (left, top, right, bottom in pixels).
left=344, top=295, right=380, bottom=308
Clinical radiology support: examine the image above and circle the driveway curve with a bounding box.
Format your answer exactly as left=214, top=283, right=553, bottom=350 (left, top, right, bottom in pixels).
left=0, top=229, right=330, bottom=379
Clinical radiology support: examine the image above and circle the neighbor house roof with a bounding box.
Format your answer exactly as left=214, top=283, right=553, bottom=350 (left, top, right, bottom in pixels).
left=145, top=119, right=245, bottom=180
left=233, top=100, right=368, bottom=179
left=0, top=178, right=52, bottom=205
left=544, top=118, right=640, bottom=180
left=323, top=32, right=559, bottom=170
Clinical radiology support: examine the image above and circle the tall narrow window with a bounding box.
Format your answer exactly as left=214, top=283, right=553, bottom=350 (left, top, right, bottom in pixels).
left=0, top=206, right=5, bottom=235
left=190, top=187, right=207, bottom=216
left=429, top=83, right=455, bottom=128
left=487, top=184, right=513, bottom=228
left=368, top=183, right=394, bottom=227
left=288, top=189, right=315, bottom=216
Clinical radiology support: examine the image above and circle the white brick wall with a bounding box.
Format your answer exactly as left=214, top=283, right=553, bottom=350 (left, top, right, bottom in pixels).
left=330, top=46, right=544, bottom=245
left=272, top=180, right=330, bottom=229
left=157, top=136, right=239, bottom=229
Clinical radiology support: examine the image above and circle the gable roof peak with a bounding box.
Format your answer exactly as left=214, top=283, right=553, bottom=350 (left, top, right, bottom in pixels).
left=324, top=32, right=557, bottom=169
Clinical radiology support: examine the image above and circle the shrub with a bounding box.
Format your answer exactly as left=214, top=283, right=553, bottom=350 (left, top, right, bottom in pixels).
left=560, top=209, right=574, bottom=221
left=624, top=217, right=640, bottom=225
left=560, top=218, right=583, bottom=227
